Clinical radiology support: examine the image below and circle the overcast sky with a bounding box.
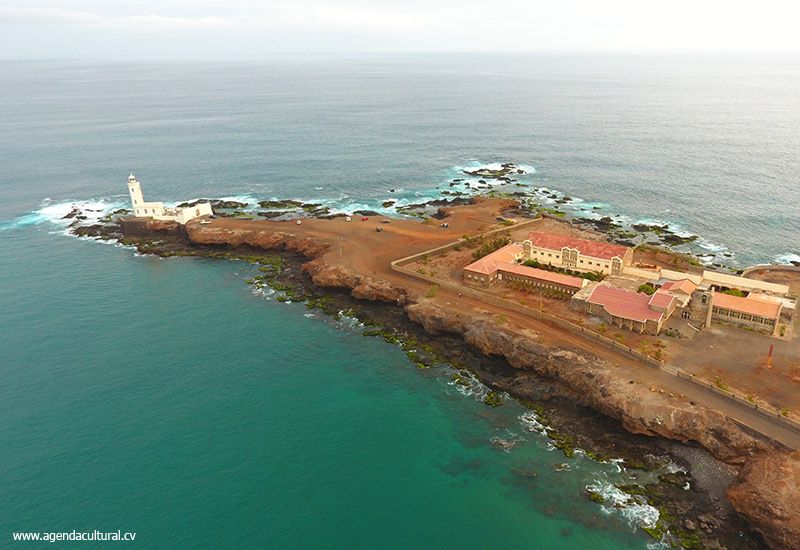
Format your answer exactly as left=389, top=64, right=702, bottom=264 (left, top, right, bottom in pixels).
left=1, top=0, right=799, bottom=58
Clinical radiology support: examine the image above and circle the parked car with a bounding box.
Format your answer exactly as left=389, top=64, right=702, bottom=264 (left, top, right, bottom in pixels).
left=361, top=216, right=369, bottom=221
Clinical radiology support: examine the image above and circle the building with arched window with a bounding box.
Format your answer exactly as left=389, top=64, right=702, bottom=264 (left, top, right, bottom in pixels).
left=522, top=232, right=633, bottom=275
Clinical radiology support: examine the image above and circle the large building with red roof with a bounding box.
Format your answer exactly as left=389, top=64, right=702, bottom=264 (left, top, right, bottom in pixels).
left=463, top=243, right=587, bottom=294
left=574, top=284, right=678, bottom=335
left=710, top=291, right=783, bottom=335
left=522, top=232, right=633, bottom=275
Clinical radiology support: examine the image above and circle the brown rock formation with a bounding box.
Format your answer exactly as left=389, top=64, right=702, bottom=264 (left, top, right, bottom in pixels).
left=185, top=222, right=329, bottom=257
left=728, top=451, right=800, bottom=550
left=119, top=217, right=182, bottom=237
left=175, top=215, right=797, bottom=550
left=406, top=299, right=771, bottom=464
left=303, top=258, right=407, bottom=303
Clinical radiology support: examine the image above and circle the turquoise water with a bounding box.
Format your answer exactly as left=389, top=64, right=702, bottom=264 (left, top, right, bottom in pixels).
left=2, top=55, right=798, bottom=548
left=1, top=229, right=652, bottom=548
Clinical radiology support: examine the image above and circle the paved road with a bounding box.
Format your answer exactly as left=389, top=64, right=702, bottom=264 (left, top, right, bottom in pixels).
left=392, top=271, right=800, bottom=450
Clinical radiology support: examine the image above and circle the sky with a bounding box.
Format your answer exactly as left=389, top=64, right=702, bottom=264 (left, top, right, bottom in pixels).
left=1, top=0, right=800, bottom=58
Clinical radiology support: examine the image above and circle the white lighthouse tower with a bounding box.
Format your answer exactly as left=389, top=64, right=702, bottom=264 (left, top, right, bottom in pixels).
left=125, top=173, right=212, bottom=223
left=127, top=174, right=144, bottom=210
left=127, top=173, right=165, bottom=218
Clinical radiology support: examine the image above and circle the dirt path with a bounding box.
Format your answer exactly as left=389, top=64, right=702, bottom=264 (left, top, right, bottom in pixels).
left=202, top=200, right=800, bottom=449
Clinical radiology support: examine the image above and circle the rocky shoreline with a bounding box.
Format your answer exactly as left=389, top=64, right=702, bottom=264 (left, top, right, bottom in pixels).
left=65, top=207, right=800, bottom=549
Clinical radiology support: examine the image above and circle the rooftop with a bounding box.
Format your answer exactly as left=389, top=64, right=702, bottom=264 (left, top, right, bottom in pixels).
left=587, top=284, right=665, bottom=323
left=464, top=243, right=523, bottom=275
left=712, top=292, right=782, bottom=320
left=703, top=270, right=789, bottom=296
left=527, top=232, right=629, bottom=261
left=498, top=262, right=585, bottom=288
left=463, top=243, right=585, bottom=288
left=661, top=279, right=698, bottom=296
left=649, top=289, right=676, bottom=310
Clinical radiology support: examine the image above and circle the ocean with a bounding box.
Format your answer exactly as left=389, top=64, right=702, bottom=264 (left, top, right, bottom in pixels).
left=1, top=55, right=798, bottom=548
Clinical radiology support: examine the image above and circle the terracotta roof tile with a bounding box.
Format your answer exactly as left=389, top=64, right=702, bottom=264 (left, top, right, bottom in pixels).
left=587, top=285, right=664, bottom=323
left=649, top=290, right=675, bottom=309
left=712, top=292, right=782, bottom=319
left=463, top=243, right=584, bottom=288
left=498, top=263, right=584, bottom=288
left=527, top=232, right=629, bottom=261
left=661, top=279, right=697, bottom=295
left=463, top=243, right=523, bottom=275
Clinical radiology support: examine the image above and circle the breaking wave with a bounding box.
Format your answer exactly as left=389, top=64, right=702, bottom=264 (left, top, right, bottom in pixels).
left=585, top=479, right=661, bottom=530
left=775, top=252, right=800, bottom=265
left=0, top=198, right=124, bottom=232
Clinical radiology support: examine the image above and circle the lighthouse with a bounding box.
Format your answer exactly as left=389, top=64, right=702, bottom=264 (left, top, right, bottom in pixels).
left=125, top=173, right=212, bottom=223
left=127, top=174, right=144, bottom=209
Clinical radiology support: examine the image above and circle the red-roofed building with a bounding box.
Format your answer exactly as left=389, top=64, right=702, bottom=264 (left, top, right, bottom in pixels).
left=522, top=232, right=633, bottom=275
left=659, top=279, right=697, bottom=306
left=710, top=291, right=782, bottom=335
left=573, top=284, right=677, bottom=334
left=463, top=243, right=587, bottom=294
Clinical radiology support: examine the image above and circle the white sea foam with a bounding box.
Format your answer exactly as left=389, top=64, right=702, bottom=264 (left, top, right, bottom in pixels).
left=251, top=286, right=276, bottom=299
left=585, top=479, right=660, bottom=530
left=1, top=199, right=126, bottom=232
left=489, top=432, right=523, bottom=453
left=696, top=238, right=728, bottom=254
left=518, top=411, right=548, bottom=435
left=776, top=252, right=800, bottom=264
left=446, top=368, right=490, bottom=401
left=328, top=310, right=364, bottom=333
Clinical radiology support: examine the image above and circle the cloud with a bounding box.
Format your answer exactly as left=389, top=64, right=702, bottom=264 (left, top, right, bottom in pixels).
left=1, top=0, right=799, bottom=55
left=0, top=6, right=102, bottom=25
left=0, top=6, right=233, bottom=29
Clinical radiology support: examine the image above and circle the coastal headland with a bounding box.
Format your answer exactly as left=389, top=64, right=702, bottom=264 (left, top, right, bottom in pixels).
left=77, top=196, right=800, bottom=550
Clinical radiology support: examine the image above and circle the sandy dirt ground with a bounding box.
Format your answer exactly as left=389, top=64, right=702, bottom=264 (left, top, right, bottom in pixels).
left=204, top=198, right=800, bottom=433
left=746, top=267, right=800, bottom=297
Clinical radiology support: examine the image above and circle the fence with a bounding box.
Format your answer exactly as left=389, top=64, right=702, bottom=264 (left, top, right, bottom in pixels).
left=675, top=369, right=800, bottom=434
left=391, top=222, right=800, bottom=441
left=390, top=221, right=665, bottom=369
left=392, top=217, right=543, bottom=267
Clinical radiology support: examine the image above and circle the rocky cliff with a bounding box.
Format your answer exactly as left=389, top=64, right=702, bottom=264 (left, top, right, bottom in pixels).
left=185, top=222, right=329, bottom=258
left=405, top=299, right=772, bottom=464
left=181, top=221, right=799, bottom=550
left=728, top=451, right=800, bottom=550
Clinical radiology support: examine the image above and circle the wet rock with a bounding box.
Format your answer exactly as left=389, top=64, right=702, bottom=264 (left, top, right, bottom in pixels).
left=577, top=217, right=621, bottom=230
left=258, top=199, right=304, bottom=209
left=661, top=233, right=699, bottom=246
left=257, top=211, right=287, bottom=219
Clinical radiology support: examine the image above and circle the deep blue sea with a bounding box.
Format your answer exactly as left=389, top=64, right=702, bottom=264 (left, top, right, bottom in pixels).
left=1, top=55, right=799, bottom=548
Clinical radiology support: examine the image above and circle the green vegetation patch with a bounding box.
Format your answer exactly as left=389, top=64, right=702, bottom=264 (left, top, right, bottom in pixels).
left=483, top=391, right=503, bottom=407
left=523, top=259, right=605, bottom=282
left=638, top=283, right=656, bottom=295
left=471, top=236, right=512, bottom=261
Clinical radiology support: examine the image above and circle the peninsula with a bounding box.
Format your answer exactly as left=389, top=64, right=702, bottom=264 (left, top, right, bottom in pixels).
left=71, top=174, right=800, bottom=550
